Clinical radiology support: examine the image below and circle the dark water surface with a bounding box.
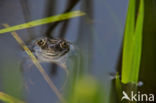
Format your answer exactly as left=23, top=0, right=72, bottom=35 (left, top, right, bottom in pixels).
left=0, top=0, right=129, bottom=103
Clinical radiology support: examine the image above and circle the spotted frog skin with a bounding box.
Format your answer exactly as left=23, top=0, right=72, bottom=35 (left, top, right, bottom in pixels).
left=32, top=37, right=71, bottom=64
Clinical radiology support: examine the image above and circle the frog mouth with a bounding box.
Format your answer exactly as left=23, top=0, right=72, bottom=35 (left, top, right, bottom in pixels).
left=41, top=48, right=69, bottom=59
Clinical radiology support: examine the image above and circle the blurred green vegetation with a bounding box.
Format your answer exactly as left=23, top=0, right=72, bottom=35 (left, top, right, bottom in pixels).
left=0, top=59, right=24, bottom=102
left=67, top=75, right=105, bottom=103
left=0, top=92, right=25, bottom=103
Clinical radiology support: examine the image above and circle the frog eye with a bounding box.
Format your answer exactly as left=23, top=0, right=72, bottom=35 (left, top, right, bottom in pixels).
left=37, top=39, right=45, bottom=46
left=60, top=42, right=68, bottom=48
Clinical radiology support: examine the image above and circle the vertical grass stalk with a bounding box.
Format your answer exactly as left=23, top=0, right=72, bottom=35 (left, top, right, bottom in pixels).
left=121, top=0, right=144, bottom=84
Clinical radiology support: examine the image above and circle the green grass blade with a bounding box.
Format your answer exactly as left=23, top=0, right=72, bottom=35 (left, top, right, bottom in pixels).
left=124, top=0, right=135, bottom=37
left=121, top=0, right=136, bottom=83
left=132, top=0, right=144, bottom=83
left=0, top=92, right=25, bottom=103
left=121, top=0, right=144, bottom=83
left=0, top=10, right=85, bottom=34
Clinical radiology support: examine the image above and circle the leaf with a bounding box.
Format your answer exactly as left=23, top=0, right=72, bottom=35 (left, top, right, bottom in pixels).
left=121, top=0, right=144, bottom=83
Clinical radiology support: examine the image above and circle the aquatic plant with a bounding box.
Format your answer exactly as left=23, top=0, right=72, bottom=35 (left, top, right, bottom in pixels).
left=121, top=0, right=144, bottom=84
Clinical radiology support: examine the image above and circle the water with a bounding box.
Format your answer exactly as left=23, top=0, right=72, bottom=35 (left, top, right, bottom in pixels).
left=0, top=0, right=141, bottom=103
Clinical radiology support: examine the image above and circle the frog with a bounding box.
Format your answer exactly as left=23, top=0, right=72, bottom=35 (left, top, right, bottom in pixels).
left=23, top=37, right=80, bottom=90
left=31, top=37, right=71, bottom=68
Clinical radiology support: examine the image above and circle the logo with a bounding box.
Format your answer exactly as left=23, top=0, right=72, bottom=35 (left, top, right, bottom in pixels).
left=121, top=91, right=155, bottom=102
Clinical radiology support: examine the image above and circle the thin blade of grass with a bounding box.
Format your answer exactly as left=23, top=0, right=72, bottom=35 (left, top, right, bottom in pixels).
left=0, top=92, right=25, bottom=103
left=122, top=0, right=136, bottom=83
left=131, top=0, right=144, bottom=83
left=121, top=0, right=144, bottom=83
left=0, top=11, right=85, bottom=34
left=2, top=24, right=66, bottom=103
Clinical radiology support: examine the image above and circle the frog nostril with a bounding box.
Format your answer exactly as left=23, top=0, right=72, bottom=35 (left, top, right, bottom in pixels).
left=49, top=44, right=56, bottom=48
left=49, top=45, right=55, bottom=48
